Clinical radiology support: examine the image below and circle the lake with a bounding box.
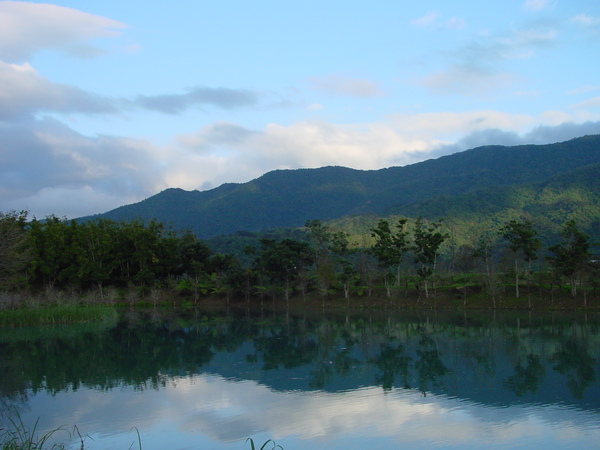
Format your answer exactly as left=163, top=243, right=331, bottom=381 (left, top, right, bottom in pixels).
left=1, top=307, right=599, bottom=449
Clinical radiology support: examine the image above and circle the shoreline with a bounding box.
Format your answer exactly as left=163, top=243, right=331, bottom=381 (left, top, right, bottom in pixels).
left=1, top=285, right=598, bottom=327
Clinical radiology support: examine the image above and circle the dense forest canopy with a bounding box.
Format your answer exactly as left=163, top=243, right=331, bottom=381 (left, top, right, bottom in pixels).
left=1, top=211, right=598, bottom=310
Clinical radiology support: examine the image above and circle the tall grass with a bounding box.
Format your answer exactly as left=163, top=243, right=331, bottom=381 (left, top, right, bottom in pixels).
left=0, top=305, right=118, bottom=327
left=0, top=414, right=74, bottom=450
left=1, top=416, right=281, bottom=450
left=245, top=438, right=284, bottom=450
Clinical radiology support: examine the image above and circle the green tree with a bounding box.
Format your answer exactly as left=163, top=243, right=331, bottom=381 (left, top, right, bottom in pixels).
left=28, top=216, right=75, bottom=289
left=412, top=217, right=447, bottom=299
left=547, top=219, right=591, bottom=299
left=305, top=219, right=335, bottom=297
left=473, top=231, right=499, bottom=308
left=329, top=230, right=357, bottom=300
left=306, top=220, right=357, bottom=299
left=176, top=231, right=212, bottom=280
left=305, top=219, right=331, bottom=269
left=498, top=219, right=540, bottom=300
left=0, top=210, right=30, bottom=289
left=254, top=238, right=313, bottom=305
left=207, top=253, right=242, bottom=304
left=109, top=219, right=178, bottom=286
left=370, top=218, right=410, bottom=297
left=73, top=219, right=119, bottom=293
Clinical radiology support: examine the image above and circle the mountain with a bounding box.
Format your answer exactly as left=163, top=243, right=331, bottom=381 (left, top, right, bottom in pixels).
left=82, top=135, right=600, bottom=239
left=386, top=161, right=600, bottom=245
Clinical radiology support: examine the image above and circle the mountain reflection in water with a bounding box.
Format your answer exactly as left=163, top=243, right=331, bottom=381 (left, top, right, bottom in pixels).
left=1, top=309, right=599, bottom=449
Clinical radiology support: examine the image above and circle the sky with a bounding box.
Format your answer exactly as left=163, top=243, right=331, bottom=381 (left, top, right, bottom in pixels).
left=1, top=0, right=599, bottom=219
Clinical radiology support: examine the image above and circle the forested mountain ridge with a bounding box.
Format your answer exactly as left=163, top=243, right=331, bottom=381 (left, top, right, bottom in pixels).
left=373, top=162, right=600, bottom=247
left=82, top=135, right=600, bottom=239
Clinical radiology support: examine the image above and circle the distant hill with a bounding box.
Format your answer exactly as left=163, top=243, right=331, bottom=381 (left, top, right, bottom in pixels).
left=82, top=135, right=600, bottom=239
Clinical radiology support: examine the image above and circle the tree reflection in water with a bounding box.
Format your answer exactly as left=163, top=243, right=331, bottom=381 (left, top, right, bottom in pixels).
left=0, top=309, right=599, bottom=412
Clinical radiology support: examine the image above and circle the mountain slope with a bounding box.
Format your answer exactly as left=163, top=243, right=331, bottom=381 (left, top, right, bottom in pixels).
left=381, top=162, right=600, bottom=245
left=83, top=135, right=600, bottom=238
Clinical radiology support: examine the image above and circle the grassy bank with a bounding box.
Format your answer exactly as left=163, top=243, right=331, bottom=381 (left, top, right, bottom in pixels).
left=0, top=277, right=597, bottom=329
left=0, top=305, right=118, bottom=327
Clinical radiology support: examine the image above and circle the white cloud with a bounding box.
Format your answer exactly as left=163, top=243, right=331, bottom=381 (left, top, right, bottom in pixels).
left=522, top=0, right=552, bottom=12
left=569, top=96, right=600, bottom=111
left=178, top=120, right=435, bottom=178
left=0, top=59, right=266, bottom=120
left=176, top=122, right=257, bottom=153
left=307, top=103, right=325, bottom=111
left=0, top=117, right=166, bottom=218
left=23, top=374, right=600, bottom=448
left=309, top=75, right=383, bottom=98
left=570, top=14, right=600, bottom=27
left=566, top=85, right=598, bottom=95
left=7, top=186, right=130, bottom=220
left=386, top=110, right=543, bottom=148
left=0, top=61, right=117, bottom=119
left=434, top=120, right=600, bottom=156
left=411, top=11, right=439, bottom=27
left=447, top=17, right=467, bottom=30
left=420, top=66, right=515, bottom=97
left=418, top=23, right=557, bottom=97
left=0, top=1, right=127, bottom=62
left=174, top=111, right=597, bottom=195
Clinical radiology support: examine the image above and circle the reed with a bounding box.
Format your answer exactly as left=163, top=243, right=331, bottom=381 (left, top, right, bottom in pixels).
left=0, top=414, right=73, bottom=450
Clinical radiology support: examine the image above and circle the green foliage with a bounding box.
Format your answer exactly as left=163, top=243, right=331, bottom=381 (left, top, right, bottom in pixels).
left=253, top=238, right=313, bottom=301
left=0, top=413, right=71, bottom=450
left=548, top=220, right=591, bottom=298
left=0, top=216, right=236, bottom=302
left=370, top=218, right=410, bottom=271
left=304, top=219, right=357, bottom=298
left=369, top=218, right=411, bottom=297
left=0, top=210, right=30, bottom=289
left=25, top=217, right=184, bottom=290
left=412, top=218, right=448, bottom=298
left=498, top=219, right=540, bottom=263
left=497, top=219, right=541, bottom=300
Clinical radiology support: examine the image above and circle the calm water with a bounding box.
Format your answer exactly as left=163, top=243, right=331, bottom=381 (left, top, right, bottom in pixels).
left=1, top=308, right=599, bottom=449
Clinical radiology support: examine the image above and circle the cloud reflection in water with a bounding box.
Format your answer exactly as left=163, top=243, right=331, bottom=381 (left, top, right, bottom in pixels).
left=20, top=372, right=600, bottom=449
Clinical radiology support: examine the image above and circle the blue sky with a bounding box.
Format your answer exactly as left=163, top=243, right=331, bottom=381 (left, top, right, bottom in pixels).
left=1, top=0, right=599, bottom=218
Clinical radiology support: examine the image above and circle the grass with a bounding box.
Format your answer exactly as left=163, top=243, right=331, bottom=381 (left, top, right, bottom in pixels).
left=246, top=439, right=284, bottom=450
left=1, top=415, right=282, bottom=449
left=0, top=305, right=118, bottom=327
left=0, top=414, right=74, bottom=450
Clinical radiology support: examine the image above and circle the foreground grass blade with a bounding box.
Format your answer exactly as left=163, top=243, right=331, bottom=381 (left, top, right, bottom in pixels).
left=245, top=438, right=284, bottom=450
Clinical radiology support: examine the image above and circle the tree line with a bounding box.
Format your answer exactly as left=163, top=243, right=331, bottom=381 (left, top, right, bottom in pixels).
left=0, top=210, right=597, bottom=308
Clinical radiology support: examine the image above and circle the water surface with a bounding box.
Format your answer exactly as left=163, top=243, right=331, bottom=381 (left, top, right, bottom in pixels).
left=1, top=308, right=599, bottom=449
